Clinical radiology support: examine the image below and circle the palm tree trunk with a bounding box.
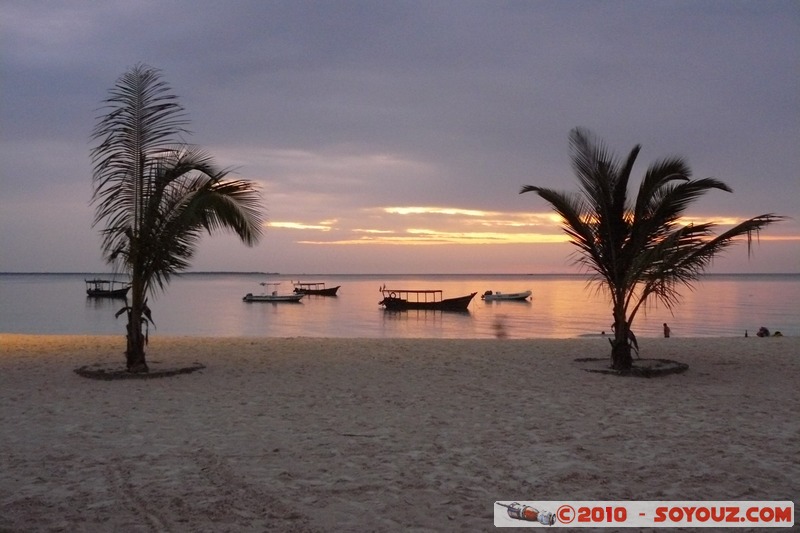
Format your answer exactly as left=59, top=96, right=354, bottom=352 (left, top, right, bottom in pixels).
left=125, top=315, right=147, bottom=372
left=611, top=301, right=633, bottom=371
left=125, top=275, right=148, bottom=373
left=611, top=332, right=633, bottom=371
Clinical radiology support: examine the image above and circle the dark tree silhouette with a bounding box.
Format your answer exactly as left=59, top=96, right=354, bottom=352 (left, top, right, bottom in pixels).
left=90, top=64, right=264, bottom=372
left=521, top=128, right=782, bottom=370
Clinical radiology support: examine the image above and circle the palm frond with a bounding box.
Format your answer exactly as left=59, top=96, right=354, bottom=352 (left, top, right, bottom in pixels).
left=613, top=143, right=641, bottom=221
left=684, top=214, right=784, bottom=265
left=568, top=128, right=614, bottom=211
left=625, top=222, right=717, bottom=317
left=520, top=185, right=607, bottom=278
left=90, top=64, right=190, bottom=265
left=627, top=175, right=733, bottom=268
left=135, top=155, right=263, bottom=292
left=633, top=157, right=692, bottom=222
left=198, top=179, right=265, bottom=245
left=89, top=64, right=264, bottom=294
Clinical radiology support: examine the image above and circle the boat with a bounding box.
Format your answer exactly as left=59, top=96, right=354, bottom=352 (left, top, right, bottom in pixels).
left=481, top=289, right=531, bottom=301
left=292, top=281, right=340, bottom=296
left=243, top=283, right=304, bottom=302
left=85, top=278, right=130, bottom=298
left=379, top=287, right=477, bottom=311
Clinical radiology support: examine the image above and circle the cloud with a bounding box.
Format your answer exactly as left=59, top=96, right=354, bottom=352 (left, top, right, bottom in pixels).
left=274, top=204, right=800, bottom=251
left=268, top=222, right=334, bottom=232
left=1, top=0, right=798, bottom=273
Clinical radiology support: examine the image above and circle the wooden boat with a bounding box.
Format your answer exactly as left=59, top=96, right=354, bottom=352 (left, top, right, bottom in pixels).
left=481, top=289, right=532, bottom=301
left=243, top=283, right=304, bottom=303
left=85, top=279, right=130, bottom=298
left=379, top=287, right=477, bottom=311
left=292, top=281, right=340, bottom=296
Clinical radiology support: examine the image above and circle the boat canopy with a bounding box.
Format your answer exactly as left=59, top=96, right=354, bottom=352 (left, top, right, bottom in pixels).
left=380, top=288, right=443, bottom=303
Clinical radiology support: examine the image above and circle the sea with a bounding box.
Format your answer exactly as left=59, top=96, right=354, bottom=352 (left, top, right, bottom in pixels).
left=1, top=273, right=798, bottom=339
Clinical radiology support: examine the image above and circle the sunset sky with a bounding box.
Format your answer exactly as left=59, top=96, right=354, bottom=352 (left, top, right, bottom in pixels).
left=2, top=1, right=798, bottom=274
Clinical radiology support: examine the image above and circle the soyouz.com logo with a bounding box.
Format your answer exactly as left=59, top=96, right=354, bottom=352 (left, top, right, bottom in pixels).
left=494, top=501, right=795, bottom=527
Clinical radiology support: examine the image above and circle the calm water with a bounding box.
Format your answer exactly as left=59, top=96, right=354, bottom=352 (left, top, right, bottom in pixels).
left=1, top=273, right=797, bottom=339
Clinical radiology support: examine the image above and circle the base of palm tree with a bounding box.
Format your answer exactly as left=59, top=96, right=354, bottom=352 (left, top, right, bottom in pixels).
left=575, top=357, right=688, bottom=378
left=74, top=361, right=206, bottom=380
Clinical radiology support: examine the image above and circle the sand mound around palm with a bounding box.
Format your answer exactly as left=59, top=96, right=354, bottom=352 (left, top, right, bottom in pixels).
left=575, top=357, right=689, bottom=377
left=74, top=360, right=206, bottom=380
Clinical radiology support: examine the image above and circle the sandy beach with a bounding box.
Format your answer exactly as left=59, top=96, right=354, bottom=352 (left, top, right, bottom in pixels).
left=1, top=334, right=797, bottom=531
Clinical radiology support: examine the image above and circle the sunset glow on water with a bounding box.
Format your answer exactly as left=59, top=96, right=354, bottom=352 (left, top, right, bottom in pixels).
left=1, top=273, right=797, bottom=339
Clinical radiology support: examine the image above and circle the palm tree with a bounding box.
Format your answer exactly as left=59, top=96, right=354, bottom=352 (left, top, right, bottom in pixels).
left=90, top=64, right=263, bottom=373
left=521, top=128, right=781, bottom=371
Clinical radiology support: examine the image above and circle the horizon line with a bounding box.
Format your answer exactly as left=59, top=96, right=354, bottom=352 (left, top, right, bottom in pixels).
left=1, top=271, right=798, bottom=277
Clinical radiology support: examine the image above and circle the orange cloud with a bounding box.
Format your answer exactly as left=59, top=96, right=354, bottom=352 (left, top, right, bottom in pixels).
left=299, top=228, right=569, bottom=245
left=383, top=206, right=493, bottom=217
left=269, top=221, right=333, bottom=231
left=273, top=205, right=799, bottom=247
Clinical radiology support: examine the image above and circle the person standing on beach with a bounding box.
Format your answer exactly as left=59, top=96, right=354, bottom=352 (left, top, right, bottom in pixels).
left=663, top=323, right=671, bottom=338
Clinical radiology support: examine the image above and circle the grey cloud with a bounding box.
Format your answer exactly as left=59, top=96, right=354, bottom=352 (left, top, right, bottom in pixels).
left=1, top=0, right=798, bottom=272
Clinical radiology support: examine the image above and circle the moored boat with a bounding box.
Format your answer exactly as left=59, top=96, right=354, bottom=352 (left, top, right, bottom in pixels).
left=85, top=279, right=130, bottom=298
left=481, top=289, right=532, bottom=301
left=379, top=287, right=477, bottom=311
left=243, top=283, right=304, bottom=302
left=292, top=281, right=340, bottom=296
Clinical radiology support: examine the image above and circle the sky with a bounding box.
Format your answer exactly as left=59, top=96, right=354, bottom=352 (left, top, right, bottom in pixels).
left=2, top=0, right=798, bottom=274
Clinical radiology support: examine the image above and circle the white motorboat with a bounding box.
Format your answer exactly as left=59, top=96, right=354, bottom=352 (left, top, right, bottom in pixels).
left=243, top=283, right=304, bottom=302
left=481, top=290, right=531, bottom=301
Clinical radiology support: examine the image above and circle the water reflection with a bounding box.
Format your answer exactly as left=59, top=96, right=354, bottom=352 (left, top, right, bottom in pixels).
left=85, top=296, right=126, bottom=311
left=380, top=309, right=474, bottom=339
left=1, top=273, right=798, bottom=338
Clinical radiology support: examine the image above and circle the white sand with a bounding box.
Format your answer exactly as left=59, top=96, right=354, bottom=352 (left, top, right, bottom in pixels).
left=1, top=334, right=797, bottom=531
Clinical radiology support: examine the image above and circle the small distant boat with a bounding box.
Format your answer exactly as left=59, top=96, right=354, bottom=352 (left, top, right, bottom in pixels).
left=292, top=281, right=340, bottom=296
left=379, top=287, right=477, bottom=312
left=481, top=290, right=531, bottom=302
left=85, top=278, right=130, bottom=298
left=243, top=283, right=304, bottom=303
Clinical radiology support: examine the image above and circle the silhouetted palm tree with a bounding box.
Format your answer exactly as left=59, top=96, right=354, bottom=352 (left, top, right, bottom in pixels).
left=90, top=64, right=263, bottom=372
left=521, top=128, right=781, bottom=370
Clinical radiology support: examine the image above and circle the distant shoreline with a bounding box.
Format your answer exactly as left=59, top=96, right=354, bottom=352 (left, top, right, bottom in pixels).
left=2, top=271, right=798, bottom=277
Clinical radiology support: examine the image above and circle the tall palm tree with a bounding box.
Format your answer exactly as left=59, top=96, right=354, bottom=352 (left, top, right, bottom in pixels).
left=521, top=128, right=781, bottom=371
left=90, top=64, right=263, bottom=372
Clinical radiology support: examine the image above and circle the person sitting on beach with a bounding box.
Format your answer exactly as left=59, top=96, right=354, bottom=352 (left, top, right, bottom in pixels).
left=756, top=326, right=770, bottom=337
